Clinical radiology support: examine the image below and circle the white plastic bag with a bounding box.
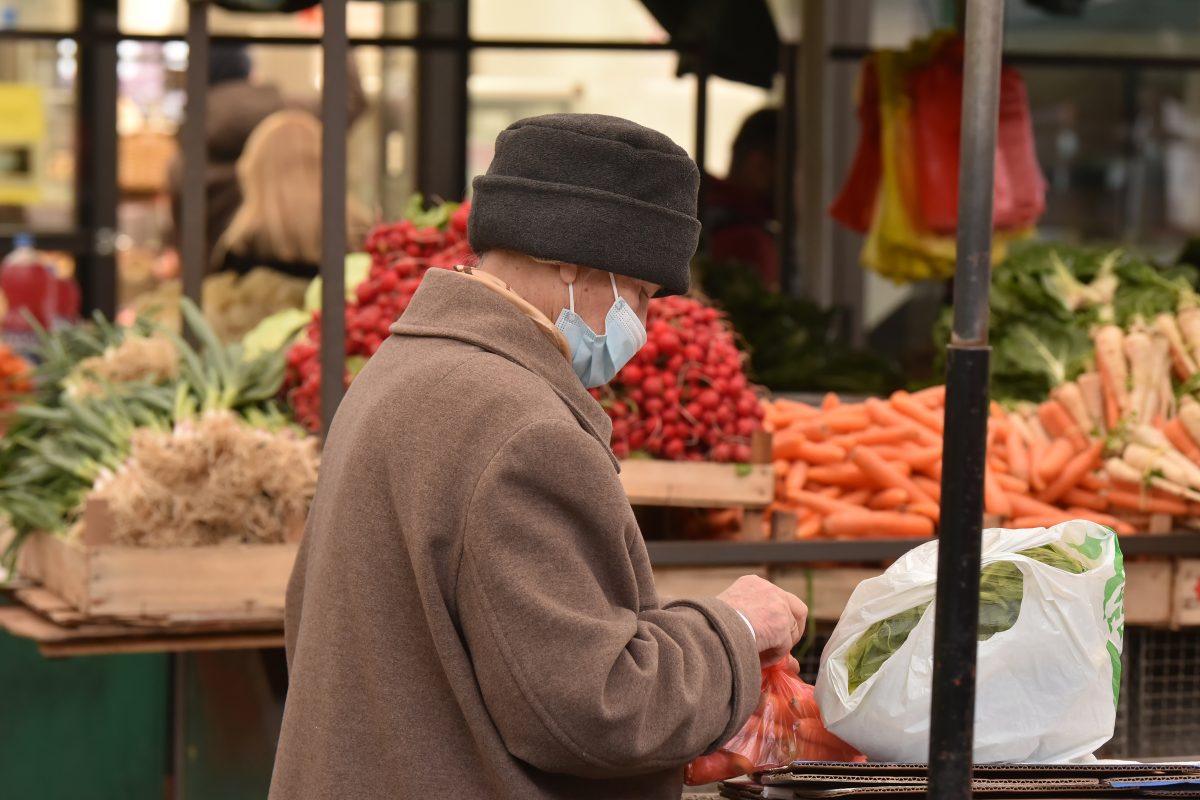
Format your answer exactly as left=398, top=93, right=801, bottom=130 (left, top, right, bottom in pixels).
left=815, top=521, right=1125, bottom=764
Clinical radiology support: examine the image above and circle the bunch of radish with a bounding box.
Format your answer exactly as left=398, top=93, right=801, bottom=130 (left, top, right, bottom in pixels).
left=594, top=295, right=764, bottom=462
left=285, top=204, right=472, bottom=431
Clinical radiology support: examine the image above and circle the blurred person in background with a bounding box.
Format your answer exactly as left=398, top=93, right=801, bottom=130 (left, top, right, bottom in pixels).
left=165, top=43, right=366, bottom=273
left=701, top=107, right=781, bottom=288
left=135, top=110, right=371, bottom=342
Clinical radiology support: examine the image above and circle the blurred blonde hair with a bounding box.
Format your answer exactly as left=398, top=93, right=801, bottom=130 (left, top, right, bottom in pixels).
left=216, top=109, right=370, bottom=267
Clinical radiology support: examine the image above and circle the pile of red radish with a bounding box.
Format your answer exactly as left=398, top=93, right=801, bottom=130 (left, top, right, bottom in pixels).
left=285, top=204, right=472, bottom=431
left=596, top=295, right=764, bottom=463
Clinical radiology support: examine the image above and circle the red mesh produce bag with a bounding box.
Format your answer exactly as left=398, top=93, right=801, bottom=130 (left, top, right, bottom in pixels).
left=684, top=662, right=864, bottom=785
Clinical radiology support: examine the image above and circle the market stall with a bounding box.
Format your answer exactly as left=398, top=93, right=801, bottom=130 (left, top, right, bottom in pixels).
left=9, top=0, right=1200, bottom=797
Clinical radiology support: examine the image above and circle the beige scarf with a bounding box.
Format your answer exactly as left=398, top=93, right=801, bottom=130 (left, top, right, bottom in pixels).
left=452, top=265, right=571, bottom=360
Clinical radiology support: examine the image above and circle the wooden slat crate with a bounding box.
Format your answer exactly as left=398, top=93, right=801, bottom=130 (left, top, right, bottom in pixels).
left=16, top=500, right=299, bottom=623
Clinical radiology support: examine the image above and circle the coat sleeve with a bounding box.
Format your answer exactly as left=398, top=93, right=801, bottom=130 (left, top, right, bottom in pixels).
left=456, top=420, right=761, bottom=779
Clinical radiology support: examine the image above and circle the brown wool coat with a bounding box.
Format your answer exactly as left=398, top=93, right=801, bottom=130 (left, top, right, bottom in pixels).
left=270, top=268, right=759, bottom=800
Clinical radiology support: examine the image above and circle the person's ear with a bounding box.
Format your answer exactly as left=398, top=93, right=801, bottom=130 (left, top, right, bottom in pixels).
left=557, top=263, right=580, bottom=285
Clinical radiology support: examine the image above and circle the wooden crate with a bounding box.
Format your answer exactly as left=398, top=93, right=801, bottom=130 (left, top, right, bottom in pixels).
left=619, top=460, right=774, bottom=508
left=16, top=500, right=299, bottom=623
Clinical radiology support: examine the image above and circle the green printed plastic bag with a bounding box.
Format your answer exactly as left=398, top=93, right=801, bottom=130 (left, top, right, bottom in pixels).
left=815, top=522, right=1124, bottom=763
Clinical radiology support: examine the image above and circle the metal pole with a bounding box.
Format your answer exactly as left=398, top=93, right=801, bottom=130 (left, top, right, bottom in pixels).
left=929, top=3, right=1004, bottom=799
left=415, top=0, right=469, bottom=202
left=320, top=0, right=349, bottom=438
left=777, top=40, right=799, bottom=296
left=799, top=0, right=831, bottom=304
left=181, top=0, right=209, bottom=310
left=75, top=0, right=118, bottom=318
left=694, top=61, right=709, bottom=179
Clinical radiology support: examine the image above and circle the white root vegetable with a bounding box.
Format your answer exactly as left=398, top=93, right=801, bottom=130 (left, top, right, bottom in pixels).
left=1094, top=324, right=1129, bottom=420
left=1105, top=456, right=1200, bottom=502
left=1076, top=373, right=1107, bottom=435
left=1086, top=251, right=1120, bottom=307
left=1180, top=402, right=1200, bottom=452
left=1053, top=382, right=1095, bottom=436
left=1178, top=305, right=1200, bottom=367
left=1123, top=438, right=1200, bottom=491
left=1155, top=313, right=1198, bottom=380
left=1008, top=413, right=1037, bottom=445
left=1124, top=326, right=1156, bottom=424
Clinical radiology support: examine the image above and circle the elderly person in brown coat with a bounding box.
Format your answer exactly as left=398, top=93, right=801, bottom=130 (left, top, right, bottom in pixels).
left=271, top=113, right=808, bottom=800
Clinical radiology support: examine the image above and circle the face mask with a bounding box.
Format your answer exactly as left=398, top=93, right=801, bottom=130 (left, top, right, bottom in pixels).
left=555, top=273, right=647, bottom=389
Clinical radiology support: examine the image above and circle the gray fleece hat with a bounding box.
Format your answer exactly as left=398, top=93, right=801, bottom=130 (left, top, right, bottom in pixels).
left=468, top=113, right=700, bottom=296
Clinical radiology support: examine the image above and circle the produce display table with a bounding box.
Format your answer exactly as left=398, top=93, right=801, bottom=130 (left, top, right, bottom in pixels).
left=0, top=584, right=283, bottom=658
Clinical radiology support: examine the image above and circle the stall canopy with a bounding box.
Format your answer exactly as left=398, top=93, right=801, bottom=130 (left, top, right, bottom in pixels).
left=638, top=0, right=780, bottom=88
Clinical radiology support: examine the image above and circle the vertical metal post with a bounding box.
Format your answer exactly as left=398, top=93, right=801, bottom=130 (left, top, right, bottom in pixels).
left=320, top=0, right=349, bottom=438
left=694, top=62, right=709, bottom=179
left=929, top=3, right=1004, bottom=800
left=415, top=0, right=469, bottom=201
left=181, top=0, right=209, bottom=309
left=777, top=40, right=799, bottom=296
left=75, top=0, right=118, bottom=318
left=694, top=59, right=710, bottom=228
left=799, top=0, right=831, bottom=305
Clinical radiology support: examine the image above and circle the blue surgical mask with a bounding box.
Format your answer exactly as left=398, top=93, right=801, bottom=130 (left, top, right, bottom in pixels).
left=555, top=273, right=647, bottom=389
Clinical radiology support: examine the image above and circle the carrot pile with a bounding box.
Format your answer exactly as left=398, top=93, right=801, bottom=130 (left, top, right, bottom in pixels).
left=0, top=343, right=32, bottom=433
left=764, top=387, right=1152, bottom=540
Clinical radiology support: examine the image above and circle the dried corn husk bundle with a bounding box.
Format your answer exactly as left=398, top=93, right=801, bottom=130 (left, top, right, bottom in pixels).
left=89, top=411, right=318, bottom=547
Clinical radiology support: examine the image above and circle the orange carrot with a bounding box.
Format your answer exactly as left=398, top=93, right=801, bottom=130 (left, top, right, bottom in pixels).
left=844, top=426, right=920, bottom=447
left=891, top=391, right=945, bottom=434
left=790, top=440, right=848, bottom=465
left=848, top=446, right=934, bottom=505
left=821, top=392, right=841, bottom=411
left=865, top=398, right=940, bottom=446
left=823, top=510, right=935, bottom=539
left=1038, top=440, right=1104, bottom=505
left=984, top=469, right=1013, bottom=518
left=1005, top=427, right=1030, bottom=482
left=1010, top=515, right=1072, bottom=529
left=1011, top=493, right=1071, bottom=520
left=1037, top=439, right=1075, bottom=484
left=912, top=384, right=946, bottom=408
left=1038, top=401, right=1088, bottom=451
left=1065, top=508, right=1135, bottom=534
left=784, top=463, right=809, bottom=500
left=1063, top=488, right=1108, bottom=511
left=1165, top=418, right=1200, bottom=465
left=808, top=463, right=871, bottom=488
left=995, top=473, right=1029, bottom=495
left=905, top=502, right=941, bottom=523
left=1080, top=471, right=1109, bottom=492
left=789, top=489, right=855, bottom=516
left=842, top=489, right=871, bottom=506
left=1028, top=438, right=1048, bottom=491
left=795, top=515, right=822, bottom=540
left=868, top=487, right=909, bottom=510
left=913, top=475, right=942, bottom=502
left=819, top=486, right=842, bottom=498
left=1107, top=490, right=1188, bottom=516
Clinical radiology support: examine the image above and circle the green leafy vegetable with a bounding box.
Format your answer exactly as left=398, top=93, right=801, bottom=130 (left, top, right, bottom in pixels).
left=695, top=256, right=903, bottom=395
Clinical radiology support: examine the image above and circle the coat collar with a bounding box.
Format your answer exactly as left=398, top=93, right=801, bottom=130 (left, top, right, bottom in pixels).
left=390, top=268, right=617, bottom=470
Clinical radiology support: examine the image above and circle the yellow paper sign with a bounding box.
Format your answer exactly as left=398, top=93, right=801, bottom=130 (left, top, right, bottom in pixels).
left=0, top=83, right=45, bottom=205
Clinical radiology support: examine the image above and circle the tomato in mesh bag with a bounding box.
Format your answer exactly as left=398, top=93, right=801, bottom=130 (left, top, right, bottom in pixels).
left=684, top=662, right=864, bottom=785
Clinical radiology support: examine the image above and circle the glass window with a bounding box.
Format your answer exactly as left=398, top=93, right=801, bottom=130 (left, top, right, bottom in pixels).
left=117, top=0, right=392, bottom=38
left=470, top=0, right=666, bottom=43
left=0, top=0, right=77, bottom=30
left=1005, top=0, right=1200, bottom=60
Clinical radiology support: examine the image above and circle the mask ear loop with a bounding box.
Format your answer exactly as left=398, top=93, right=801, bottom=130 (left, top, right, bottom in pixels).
left=609, top=272, right=621, bottom=302
left=567, top=280, right=576, bottom=313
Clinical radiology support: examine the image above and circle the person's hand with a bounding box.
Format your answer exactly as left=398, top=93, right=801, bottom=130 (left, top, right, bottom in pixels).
left=717, top=575, right=808, bottom=666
